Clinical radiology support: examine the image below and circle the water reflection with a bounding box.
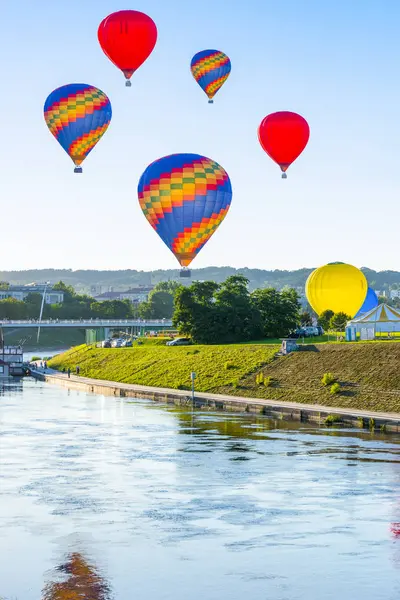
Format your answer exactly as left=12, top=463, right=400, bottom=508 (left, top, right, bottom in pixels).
left=42, top=552, right=112, bottom=599
left=1, top=378, right=400, bottom=600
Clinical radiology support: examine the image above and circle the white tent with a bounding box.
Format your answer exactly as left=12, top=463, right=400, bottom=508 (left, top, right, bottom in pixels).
left=347, top=303, right=400, bottom=337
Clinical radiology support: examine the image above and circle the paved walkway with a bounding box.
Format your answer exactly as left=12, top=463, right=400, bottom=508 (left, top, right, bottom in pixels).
left=29, top=365, right=400, bottom=425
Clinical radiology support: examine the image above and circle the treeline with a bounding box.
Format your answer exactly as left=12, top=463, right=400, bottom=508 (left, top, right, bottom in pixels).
left=0, top=280, right=179, bottom=320
left=2, top=266, right=400, bottom=293
left=173, top=275, right=300, bottom=344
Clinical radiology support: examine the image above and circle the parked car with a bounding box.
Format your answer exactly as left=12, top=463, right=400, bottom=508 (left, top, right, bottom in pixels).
left=101, top=339, right=112, bottom=348
left=111, top=338, right=124, bottom=348
left=316, top=326, right=324, bottom=336
left=303, top=326, right=320, bottom=337
left=166, top=337, right=192, bottom=346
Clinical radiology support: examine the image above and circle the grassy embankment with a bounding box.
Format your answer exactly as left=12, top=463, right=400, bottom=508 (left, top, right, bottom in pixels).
left=48, top=339, right=400, bottom=413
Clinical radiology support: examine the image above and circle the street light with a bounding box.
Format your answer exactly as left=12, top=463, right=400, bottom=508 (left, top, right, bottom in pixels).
left=37, top=281, right=50, bottom=343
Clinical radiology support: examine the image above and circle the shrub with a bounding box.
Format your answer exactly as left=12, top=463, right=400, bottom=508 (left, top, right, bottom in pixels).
left=225, top=361, right=236, bottom=370
left=256, top=372, right=265, bottom=385
left=330, top=383, right=341, bottom=394
left=31, top=355, right=41, bottom=361
left=264, top=376, right=273, bottom=387
left=325, top=414, right=342, bottom=426
left=322, top=372, right=336, bottom=386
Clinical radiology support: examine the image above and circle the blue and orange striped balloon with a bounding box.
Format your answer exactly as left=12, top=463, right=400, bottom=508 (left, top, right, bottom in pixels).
left=138, top=153, right=232, bottom=268
left=44, top=84, right=112, bottom=173
left=190, top=50, right=231, bottom=103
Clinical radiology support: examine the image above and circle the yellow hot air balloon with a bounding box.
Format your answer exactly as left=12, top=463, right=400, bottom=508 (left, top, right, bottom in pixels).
left=305, top=262, right=368, bottom=317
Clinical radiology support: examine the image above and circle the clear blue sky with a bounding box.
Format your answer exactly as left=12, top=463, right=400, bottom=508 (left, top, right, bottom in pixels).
left=1, top=0, right=399, bottom=272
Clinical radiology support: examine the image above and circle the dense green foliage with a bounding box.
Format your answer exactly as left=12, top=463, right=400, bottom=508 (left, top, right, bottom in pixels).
left=173, top=275, right=300, bottom=343
left=139, top=281, right=180, bottom=319
left=0, top=280, right=138, bottom=320
left=317, top=310, right=334, bottom=331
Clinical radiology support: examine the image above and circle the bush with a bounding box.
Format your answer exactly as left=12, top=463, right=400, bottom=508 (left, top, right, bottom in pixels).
left=321, top=372, right=336, bottom=386
left=263, top=376, right=273, bottom=387
left=330, top=383, right=341, bottom=394
left=225, top=361, right=236, bottom=370
left=256, top=372, right=264, bottom=385
left=325, top=414, right=342, bottom=425
left=31, top=355, right=41, bottom=361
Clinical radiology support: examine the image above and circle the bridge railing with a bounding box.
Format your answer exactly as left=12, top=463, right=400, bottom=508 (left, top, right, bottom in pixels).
left=0, top=319, right=173, bottom=326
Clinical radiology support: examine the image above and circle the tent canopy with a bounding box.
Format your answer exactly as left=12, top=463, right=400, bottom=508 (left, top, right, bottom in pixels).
left=348, top=303, right=400, bottom=333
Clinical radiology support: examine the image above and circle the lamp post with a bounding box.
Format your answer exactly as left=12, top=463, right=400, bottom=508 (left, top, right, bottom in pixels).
left=190, top=371, right=196, bottom=406
left=37, top=281, right=50, bottom=344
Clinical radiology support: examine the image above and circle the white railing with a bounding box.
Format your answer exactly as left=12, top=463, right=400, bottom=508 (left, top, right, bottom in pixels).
left=0, top=319, right=173, bottom=326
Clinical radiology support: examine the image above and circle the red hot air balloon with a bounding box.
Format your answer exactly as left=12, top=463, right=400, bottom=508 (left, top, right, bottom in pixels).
left=98, top=10, right=157, bottom=87
left=258, top=111, right=310, bottom=178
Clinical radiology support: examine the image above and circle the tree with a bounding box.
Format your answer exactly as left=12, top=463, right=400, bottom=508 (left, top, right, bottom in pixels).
left=152, top=280, right=181, bottom=295
left=0, top=281, right=9, bottom=290
left=173, top=281, right=220, bottom=343
left=139, top=291, right=175, bottom=319
left=329, top=311, right=351, bottom=332
left=214, top=275, right=262, bottom=342
left=318, top=309, right=334, bottom=331
left=53, top=280, right=75, bottom=302
left=251, top=287, right=300, bottom=338
left=0, top=298, right=27, bottom=319
left=300, top=311, right=313, bottom=326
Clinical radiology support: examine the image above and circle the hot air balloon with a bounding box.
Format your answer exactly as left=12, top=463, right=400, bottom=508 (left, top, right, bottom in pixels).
left=354, top=287, right=378, bottom=317
left=138, top=153, right=232, bottom=277
left=258, top=111, right=310, bottom=178
left=190, top=50, right=231, bottom=103
left=98, top=10, right=157, bottom=87
left=305, top=262, right=368, bottom=317
left=44, top=84, right=112, bottom=173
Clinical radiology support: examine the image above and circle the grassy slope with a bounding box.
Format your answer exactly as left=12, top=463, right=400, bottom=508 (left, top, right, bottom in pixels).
left=49, top=341, right=400, bottom=413
left=49, top=343, right=277, bottom=392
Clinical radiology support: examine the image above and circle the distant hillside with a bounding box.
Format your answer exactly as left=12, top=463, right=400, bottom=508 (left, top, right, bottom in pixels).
left=0, top=267, right=399, bottom=294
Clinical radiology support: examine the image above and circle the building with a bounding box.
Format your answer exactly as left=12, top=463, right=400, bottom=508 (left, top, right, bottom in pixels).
left=93, top=286, right=153, bottom=304
left=390, top=290, right=400, bottom=299
left=0, top=285, right=64, bottom=304
left=0, top=346, right=24, bottom=377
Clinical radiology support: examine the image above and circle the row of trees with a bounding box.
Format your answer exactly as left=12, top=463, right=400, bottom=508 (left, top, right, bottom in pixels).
left=173, top=275, right=300, bottom=344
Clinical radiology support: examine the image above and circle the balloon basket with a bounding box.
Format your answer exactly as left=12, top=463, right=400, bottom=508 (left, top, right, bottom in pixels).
left=74, top=167, right=83, bottom=174
left=125, top=80, right=132, bottom=87
left=281, top=172, right=287, bottom=179
left=180, top=269, right=191, bottom=279
left=208, top=99, right=214, bottom=104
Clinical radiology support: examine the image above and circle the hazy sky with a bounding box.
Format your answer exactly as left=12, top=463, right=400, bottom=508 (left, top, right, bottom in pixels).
left=1, top=0, right=399, bottom=272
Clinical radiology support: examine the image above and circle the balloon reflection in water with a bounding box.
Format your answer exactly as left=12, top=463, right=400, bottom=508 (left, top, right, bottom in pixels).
left=42, top=552, right=112, bottom=599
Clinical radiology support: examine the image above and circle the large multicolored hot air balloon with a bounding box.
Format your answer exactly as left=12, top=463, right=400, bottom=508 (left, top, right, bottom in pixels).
left=354, top=287, right=378, bottom=317
left=258, top=111, right=310, bottom=178
left=306, top=262, right=368, bottom=317
left=190, top=50, right=231, bottom=103
left=98, top=10, right=157, bottom=87
left=44, top=84, right=112, bottom=173
left=138, top=154, right=232, bottom=276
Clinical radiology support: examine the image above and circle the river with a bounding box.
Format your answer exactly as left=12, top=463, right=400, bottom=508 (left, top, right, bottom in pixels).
left=1, top=376, right=400, bottom=599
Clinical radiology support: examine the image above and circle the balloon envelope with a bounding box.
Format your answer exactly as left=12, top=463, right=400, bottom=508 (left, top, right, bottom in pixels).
left=258, top=111, right=310, bottom=174
left=354, top=287, right=378, bottom=317
left=305, top=263, right=368, bottom=317
left=190, top=50, right=231, bottom=102
left=138, top=153, right=232, bottom=267
left=98, top=10, right=157, bottom=84
left=44, top=84, right=112, bottom=171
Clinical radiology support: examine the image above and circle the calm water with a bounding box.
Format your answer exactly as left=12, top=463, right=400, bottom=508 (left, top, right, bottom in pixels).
left=1, top=378, right=400, bottom=599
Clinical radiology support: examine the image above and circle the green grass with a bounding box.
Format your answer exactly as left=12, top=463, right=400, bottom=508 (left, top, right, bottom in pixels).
left=49, top=340, right=400, bottom=414
left=49, top=343, right=278, bottom=392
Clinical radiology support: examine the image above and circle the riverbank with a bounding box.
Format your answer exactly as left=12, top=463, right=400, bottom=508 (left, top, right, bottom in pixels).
left=31, top=367, right=400, bottom=433
left=4, top=327, right=85, bottom=349
left=48, top=341, right=400, bottom=414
